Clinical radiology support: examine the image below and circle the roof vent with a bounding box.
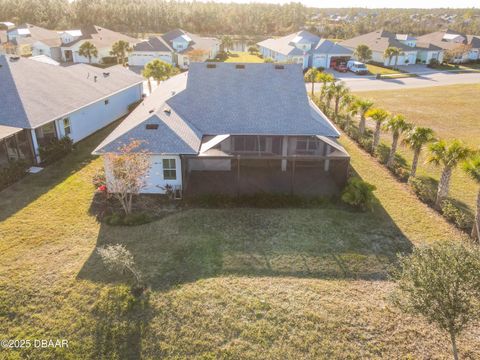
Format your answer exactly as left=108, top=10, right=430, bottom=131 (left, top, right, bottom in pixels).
left=9, top=56, right=20, bottom=62
left=148, top=109, right=155, bottom=114
left=103, top=72, right=110, bottom=77
left=163, top=107, right=171, bottom=115
left=235, top=64, right=245, bottom=69
left=206, top=63, right=216, bottom=69
left=171, top=91, right=176, bottom=96
left=274, top=65, right=284, bottom=70
left=146, top=124, right=159, bottom=130
left=94, top=75, right=98, bottom=82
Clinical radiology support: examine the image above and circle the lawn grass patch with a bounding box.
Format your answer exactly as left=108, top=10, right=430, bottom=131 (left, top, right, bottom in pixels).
left=366, top=64, right=399, bottom=75
left=355, top=83, right=480, bottom=213
left=225, top=51, right=264, bottom=63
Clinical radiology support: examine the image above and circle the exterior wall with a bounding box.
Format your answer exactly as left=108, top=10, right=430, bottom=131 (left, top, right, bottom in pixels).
left=62, top=42, right=111, bottom=63
left=104, top=154, right=183, bottom=194
left=172, top=38, right=190, bottom=52
left=417, top=50, right=444, bottom=64
left=381, top=51, right=417, bottom=66
left=128, top=51, right=173, bottom=66
left=54, top=83, right=143, bottom=143
left=468, top=48, right=480, bottom=60
left=31, top=41, right=52, bottom=57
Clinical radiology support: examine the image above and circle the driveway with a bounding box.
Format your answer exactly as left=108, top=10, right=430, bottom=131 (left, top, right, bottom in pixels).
left=311, top=71, right=480, bottom=92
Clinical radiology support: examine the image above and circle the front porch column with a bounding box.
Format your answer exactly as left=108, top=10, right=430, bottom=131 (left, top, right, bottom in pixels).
left=30, top=129, right=40, bottom=164
left=281, top=136, right=288, bottom=171
left=324, top=144, right=330, bottom=172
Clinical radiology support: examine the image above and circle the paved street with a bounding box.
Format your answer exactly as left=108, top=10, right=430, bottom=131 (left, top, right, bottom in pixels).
left=310, top=71, right=480, bottom=92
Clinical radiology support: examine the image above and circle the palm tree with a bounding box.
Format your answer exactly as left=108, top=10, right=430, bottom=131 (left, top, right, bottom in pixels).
left=78, top=41, right=98, bottom=63
left=221, top=36, right=234, bottom=53
left=110, top=40, right=133, bottom=66
left=383, top=114, right=412, bottom=168
left=384, top=47, right=403, bottom=69
left=354, top=44, right=372, bottom=63
left=403, top=127, right=436, bottom=179
left=462, top=155, right=480, bottom=240
left=318, top=72, right=335, bottom=103
left=351, top=99, right=374, bottom=135
left=427, top=140, right=473, bottom=208
left=304, top=68, right=320, bottom=96
left=142, top=59, right=180, bottom=93
left=330, top=81, right=349, bottom=121
left=366, top=108, right=390, bottom=153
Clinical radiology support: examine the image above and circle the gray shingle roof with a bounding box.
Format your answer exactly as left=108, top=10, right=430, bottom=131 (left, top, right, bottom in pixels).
left=7, top=23, right=62, bottom=47
left=94, top=63, right=340, bottom=155
left=258, top=30, right=351, bottom=57
left=340, top=29, right=419, bottom=53
left=133, top=36, right=173, bottom=52
left=62, top=25, right=139, bottom=48
left=0, top=55, right=143, bottom=129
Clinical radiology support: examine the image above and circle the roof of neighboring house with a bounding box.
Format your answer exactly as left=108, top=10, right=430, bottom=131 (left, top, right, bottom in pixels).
left=160, top=29, right=219, bottom=54
left=340, top=29, right=419, bottom=53
left=258, top=30, right=351, bottom=57
left=0, top=124, right=23, bottom=140
left=417, top=29, right=480, bottom=50
left=395, top=34, right=416, bottom=41
left=0, top=30, right=6, bottom=44
left=133, top=36, right=174, bottom=52
left=94, top=63, right=340, bottom=155
left=466, top=35, right=480, bottom=48
left=0, top=55, right=143, bottom=130
left=30, top=54, right=60, bottom=65
left=62, top=25, right=139, bottom=48
left=8, top=23, right=62, bottom=47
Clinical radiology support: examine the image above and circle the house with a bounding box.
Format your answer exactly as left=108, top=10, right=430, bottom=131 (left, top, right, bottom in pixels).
left=128, top=29, right=220, bottom=69
left=5, top=23, right=62, bottom=59
left=417, top=29, right=480, bottom=63
left=93, top=63, right=350, bottom=197
left=0, top=30, right=7, bottom=54
left=60, top=25, right=139, bottom=64
left=340, top=29, right=444, bottom=66
left=0, top=55, right=143, bottom=168
left=257, top=30, right=352, bottom=69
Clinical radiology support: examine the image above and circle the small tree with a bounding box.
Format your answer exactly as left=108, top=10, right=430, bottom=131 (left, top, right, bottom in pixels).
left=384, top=47, right=403, bottom=69
left=403, top=127, right=436, bottom=179
left=221, top=35, right=233, bottom=53
left=110, top=40, right=133, bottom=66
left=445, top=44, right=472, bottom=64
left=462, top=155, right=480, bottom=240
left=142, top=59, right=180, bottom=93
left=304, top=67, right=320, bottom=96
left=317, top=72, right=335, bottom=103
left=329, top=81, right=349, bottom=121
left=186, top=49, right=209, bottom=62
left=427, top=140, right=473, bottom=208
left=79, top=41, right=98, bottom=63
left=248, top=45, right=259, bottom=55
left=97, top=244, right=142, bottom=286
left=366, top=108, right=390, bottom=153
left=341, top=177, right=377, bottom=212
left=354, top=44, right=372, bottom=63
left=383, top=114, right=412, bottom=168
left=351, top=98, right=374, bottom=135
left=104, top=140, right=151, bottom=215
left=393, top=242, right=480, bottom=360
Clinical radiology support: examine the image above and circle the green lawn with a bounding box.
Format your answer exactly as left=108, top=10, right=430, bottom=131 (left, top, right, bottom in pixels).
left=0, top=123, right=476, bottom=359
left=366, top=64, right=399, bottom=75
left=225, top=51, right=264, bottom=63
left=356, top=84, right=480, bottom=213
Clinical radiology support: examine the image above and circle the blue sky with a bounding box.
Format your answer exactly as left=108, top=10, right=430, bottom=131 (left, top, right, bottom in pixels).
left=205, top=0, right=478, bottom=8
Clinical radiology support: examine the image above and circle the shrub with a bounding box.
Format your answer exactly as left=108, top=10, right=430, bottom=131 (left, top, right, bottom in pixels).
left=427, top=58, right=440, bottom=68
left=103, top=212, right=152, bottom=226
left=441, top=200, right=474, bottom=231
left=101, top=56, right=117, bottom=64
left=358, top=136, right=374, bottom=153
left=0, top=160, right=29, bottom=190
left=38, top=137, right=73, bottom=165
left=341, top=177, right=377, bottom=212
left=92, top=168, right=106, bottom=188
left=409, top=176, right=437, bottom=205
left=214, top=51, right=228, bottom=61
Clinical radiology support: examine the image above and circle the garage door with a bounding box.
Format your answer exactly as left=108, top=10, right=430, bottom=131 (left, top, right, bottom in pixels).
left=408, top=53, right=416, bottom=65
left=312, top=55, right=327, bottom=68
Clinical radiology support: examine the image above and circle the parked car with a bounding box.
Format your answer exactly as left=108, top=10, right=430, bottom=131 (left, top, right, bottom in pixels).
left=347, top=60, right=369, bottom=75
left=333, top=62, right=348, bottom=72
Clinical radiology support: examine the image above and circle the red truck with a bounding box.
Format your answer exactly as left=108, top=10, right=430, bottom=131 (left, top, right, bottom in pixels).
left=333, top=62, right=348, bottom=72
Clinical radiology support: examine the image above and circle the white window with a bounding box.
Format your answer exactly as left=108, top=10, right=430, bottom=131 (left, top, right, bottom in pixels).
left=163, top=159, right=176, bottom=180
left=63, top=118, right=71, bottom=137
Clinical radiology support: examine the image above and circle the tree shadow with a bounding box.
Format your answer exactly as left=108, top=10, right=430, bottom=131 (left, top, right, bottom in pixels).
left=78, top=173, right=413, bottom=292
left=0, top=121, right=122, bottom=222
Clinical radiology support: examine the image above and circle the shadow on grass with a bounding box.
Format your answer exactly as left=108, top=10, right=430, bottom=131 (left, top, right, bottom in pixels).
left=0, top=121, right=122, bottom=222
left=78, top=175, right=413, bottom=292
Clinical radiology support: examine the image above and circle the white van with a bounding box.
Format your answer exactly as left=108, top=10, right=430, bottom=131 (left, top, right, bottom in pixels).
left=347, top=60, right=369, bottom=75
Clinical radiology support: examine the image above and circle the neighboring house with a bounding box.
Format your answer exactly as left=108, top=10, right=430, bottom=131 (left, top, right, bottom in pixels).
left=94, top=63, right=350, bottom=197
left=0, top=55, right=143, bottom=168
left=257, top=30, right=352, bottom=69
left=5, top=23, right=62, bottom=59
left=417, top=29, right=480, bottom=63
left=0, top=30, right=7, bottom=54
left=129, top=29, right=220, bottom=68
left=60, top=25, right=139, bottom=64
left=340, top=29, right=444, bottom=66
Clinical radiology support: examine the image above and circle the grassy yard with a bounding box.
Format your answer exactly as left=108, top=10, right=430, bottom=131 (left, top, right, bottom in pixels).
left=225, top=51, right=264, bottom=63
left=366, top=64, right=399, bottom=75
left=0, top=123, right=476, bottom=359
left=356, top=84, right=480, bottom=213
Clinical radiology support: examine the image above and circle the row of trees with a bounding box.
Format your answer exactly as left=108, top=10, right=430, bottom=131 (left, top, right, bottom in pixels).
left=305, top=68, right=480, bottom=240
left=78, top=40, right=132, bottom=65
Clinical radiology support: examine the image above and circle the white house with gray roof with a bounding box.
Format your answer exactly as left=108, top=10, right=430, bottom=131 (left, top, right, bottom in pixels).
left=94, top=63, right=350, bottom=197
left=128, top=29, right=219, bottom=69
left=257, top=30, right=352, bottom=69
left=0, top=55, right=143, bottom=168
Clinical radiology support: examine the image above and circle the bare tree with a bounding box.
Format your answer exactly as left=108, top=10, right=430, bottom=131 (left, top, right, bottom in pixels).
left=104, top=140, right=151, bottom=215
left=97, top=244, right=142, bottom=286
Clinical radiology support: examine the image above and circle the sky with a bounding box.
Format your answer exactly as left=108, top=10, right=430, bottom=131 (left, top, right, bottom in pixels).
left=203, top=0, right=479, bottom=8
